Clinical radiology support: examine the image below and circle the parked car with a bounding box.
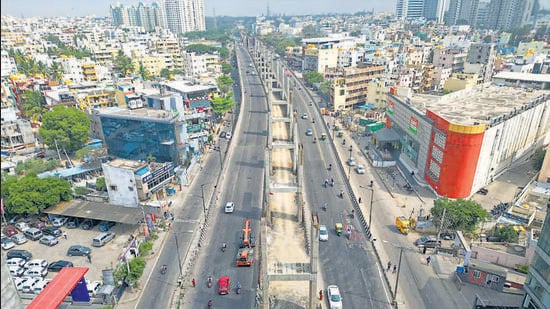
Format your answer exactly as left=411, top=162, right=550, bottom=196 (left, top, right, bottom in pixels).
left=14, top=277, right=29, bottom=291
left=11, top=233, right=28, bottom=245
left=23, top=228, right=43, bottom=241
left=15, top=222, right=30, bottom=232
left=98, top=221, right=116, bottom=232
left=92, top=232, right=116, bottom=247
left=4, top=225, right=18, bottom=237
left=81, top=219, right=98, bottom=230
left=224, top=202, right=235, bottom=213
left=87, top=280, right=102, bottom=296
left=31, top=220, right=46, bottom=230
left=42, top=227, right=62, bottom=238
left=9, top=266, right=26, bottom=277
left=21, top=277, right=42, bottom=293
left=33, top=278, right=52, bottom=294
left=67, top=245, right=91, bottom=256
left=355, top=164, right=366, bottom=174
left=51, top=216, right=68, bottom=227
left=2, top=236, right=16, bottom=250
left=319, top=225, right=329, bottom=241
left=47, top=260, right=73, bottom=272
left=8, top=214, right=27, bottom=225
left=39, top=235, right=59, bottom=246
left=7, top=249, right=32, bottom=261
left=346, top=157, right=356, bottom=166
left=7, top=258, right=27, bottom=268
left=327, top=285, right=343, bottom=309
left=414, top=235, right=441, bottom=248
left=23, top=267, right=48, bottom=278
left=66, top=217, right=80, bottom=229
left=25, top=259, right=48, bottom=269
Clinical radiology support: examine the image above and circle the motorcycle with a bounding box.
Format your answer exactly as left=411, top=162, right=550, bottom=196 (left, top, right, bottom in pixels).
left=322, top=203, right=327, bottom=211
left=236, top=282, right=242, bottom=294
left=339, top=190, right=344, bottom=199
left=160, top=265, right=167, bottom=275
left=208, top=299, right=213, bottom=308
left=207, top=276, right=213, bottom=288
left=221, top=243, right=226, bottom=252
left=328, top=164, right=332, bottom=171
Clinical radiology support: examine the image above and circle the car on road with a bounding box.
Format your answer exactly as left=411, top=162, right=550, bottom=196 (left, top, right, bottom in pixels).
left=67, top=245, right=91, bottom=256
left=47, top=260, right=73, bottom=272
left=319, top=225, right=328, bottom=241
left=2, top=237, right=16, bottom=250
left=306, top=128, right=313, bottom=136
left=217, top=276, right=230, bottom=295
left=414, top=235, right=441, bottom=248
left=40, top=235, right=59, bottom=246
left=224, top=202, right=235, bottom=213
left=98, top=221, right=116, bottom=232
left=81, top=219, right=99, bottom=230
left=226, top=132, right=232, bottom=140
left=220, top=131, right=227, bottom=138
left=355, top=164, right=365, bottom=174
left=301, top=113, right=308, bottom=119
left=346, top=157, right=356, bottom=166
left=11, top=233, right=28, bottom=245
left=327, top=285, right=343, bottom=309
left=15, top=222, right=30, bottom=232
left=7, top=249, right=32, bottom=261
left=42, top=226, right=62, bottom=238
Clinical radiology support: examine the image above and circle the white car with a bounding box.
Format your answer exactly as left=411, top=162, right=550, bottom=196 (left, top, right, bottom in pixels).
left=9, top=266, right=25, bottom=277
left=21, top=277, right=42, bottom=293
left=51, top=216, right=68, bottom=227
left=7, top=258, right=26, bottom=268
left=15, top=222, right=30, bottom=232
left=25, top=259, right=48, bottom=269
left=87, top=280, right=102, bottom=296
left=32, top=278, right=51, bottom=294
left=346, top=157, right=356, bottom=166
left=11, top=233, right=28, bottom=245
left=224, top=202, right=235, bottom=213
left=355, top=164, right=365, bottom=174
left=226, top=132, right=232, bottom=140
left=14, top=277, right=30, bottom=291
left=1, top=237, right=15, bottom=250
left=319, top=225, right=328, bottom=241
left=23, top=267, right=48, bottom=278
left=327, top=285, right=343, bottom=309
left=301, top=113, right=308, bottom=119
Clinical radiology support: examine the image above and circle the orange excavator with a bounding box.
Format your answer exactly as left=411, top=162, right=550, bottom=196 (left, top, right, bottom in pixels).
left=236, top=218, right=255, bottom=267
left=240, top=218, right=256, bottom=248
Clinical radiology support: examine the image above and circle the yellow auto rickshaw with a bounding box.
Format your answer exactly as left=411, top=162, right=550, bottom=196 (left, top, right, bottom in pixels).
left=321, top=133, right=327, bottom=141
left=335, top=223, right=343, bottom=236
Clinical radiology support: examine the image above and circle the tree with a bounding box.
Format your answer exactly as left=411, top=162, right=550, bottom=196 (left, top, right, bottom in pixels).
left=96, top=177, right=106, bottom=192
left=430, top=198, right=490, bottom=233
left=138, top=62, right=151, bottom=80
left=15, top=158, right=59, bottom=176
left=301, top=25, right=322, bottom=38
left=114, top=49, right=134, bottom=76
left=275, top=38, right=297, bottom=56
left=39, top=106, right=91, bottom=153
left=303, top=71, right=324, bottom=85
left=493, top=225, right=519, bottom=243
left=21, top=90, right=46, bottom=123
left=221, top=62, right=233, bottom=75
left=47, top=62, right=64, bottom=83
left=210, top=95, right=236, bottom=115
left=217, top=75, right=234, bottom=96
left=1, top=175, right=72, bottom=215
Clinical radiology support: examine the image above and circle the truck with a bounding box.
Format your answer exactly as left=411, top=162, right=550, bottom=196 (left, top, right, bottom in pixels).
left=240, top=218, right=256, bottom=248
left=236, top=248, right=254, bottom=267
left=396, top=216, right=411, bottom=235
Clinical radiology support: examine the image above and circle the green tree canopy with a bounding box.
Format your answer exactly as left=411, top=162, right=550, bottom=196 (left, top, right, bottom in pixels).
left=221, top=62, right=233, bottom=75
left=217, top=75, right=234, bottom=95
left=21, top=90, right=46, bottom=122
left=114, top=49, right=134, bottom=76
left=1, top=175, right=72, bottom=215
left=138, top=62, right=151, bottom=80
left=303, top=71, right=324, bottom=85
left=15, top=158, right=59, bottom=176
left=210, top=95, right=236, bottom=115
left=301, top=25, right=323, bottom=38
left=39, top=106, right=91, bottom=153
left=493, top=225, right=519, bottom=243
left=430, top=198, right=490, bottom=233
left=275, top=38, right=298, bottom=56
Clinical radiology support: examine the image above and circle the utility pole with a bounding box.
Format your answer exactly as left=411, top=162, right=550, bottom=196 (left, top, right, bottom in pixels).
left=437, top=207, right=446, bottom=242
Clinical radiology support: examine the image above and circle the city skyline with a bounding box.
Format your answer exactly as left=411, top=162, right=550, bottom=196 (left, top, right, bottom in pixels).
left=1, top=0, right=398, bottom=18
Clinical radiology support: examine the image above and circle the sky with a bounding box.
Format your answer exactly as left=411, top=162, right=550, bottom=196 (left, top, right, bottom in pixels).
left=1, top=0, right=398, bottom=18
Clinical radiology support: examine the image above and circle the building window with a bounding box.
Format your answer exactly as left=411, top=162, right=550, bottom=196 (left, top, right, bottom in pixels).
left=434, top=131, right=446, bottom=148
left=110, top=185, right=117, bottom=191
left=429, top=160, right=441, bottom=178
left=473, top=270, right=481, bottom=279
left=432, top=146, right=443, bottom=163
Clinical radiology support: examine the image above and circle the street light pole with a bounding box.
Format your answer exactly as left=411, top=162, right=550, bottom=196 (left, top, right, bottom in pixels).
left=359, top=185, right=374, bottom=228
left=393, top=247, right=404, bottom=305
left=174, top=233, right=184, bottom=280
left=348, top=145, right=353, bottom=180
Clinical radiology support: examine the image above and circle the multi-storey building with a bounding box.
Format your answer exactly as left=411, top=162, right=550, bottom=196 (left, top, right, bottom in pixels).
left=161, top=0, right=206, bottom=35
left=432, top=47, right=467, bottom=73
left=464, top=43, right=496, bottom=84
left=396, top=0, right=447, bottom=22
left=1, top=51, right=17, bottom=78
left=1, top=120, right=36, bottom=154
left=446, top=0, right=479, bottom=27
left=330, top=64, right=385, bottom=110
left=522, top=206, right=550, bottom=309
left=385, top=85, right=549, bottom=198
left=110, top=2, right=164, bottom=32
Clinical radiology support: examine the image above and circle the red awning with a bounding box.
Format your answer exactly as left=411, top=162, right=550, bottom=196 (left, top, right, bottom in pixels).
left=27, top=267, right=89, bottom=309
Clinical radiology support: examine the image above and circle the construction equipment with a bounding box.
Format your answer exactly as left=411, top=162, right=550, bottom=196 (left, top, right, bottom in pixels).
left=396, top=216, right=411, bottom=235
left=236, top=248, right=254, bottom=266
left=240, top=218, right=256, bottom=248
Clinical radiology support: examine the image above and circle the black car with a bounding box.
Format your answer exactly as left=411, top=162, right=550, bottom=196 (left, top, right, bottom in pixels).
left=67, top=245, right=91, bottom=256
left=48, top=260, right=74, bottom=272
left=42, top=226, right=63, bottom=237
left=81, top=219, right=98, bottom=230
left=7, top=249, right=32, bottom=261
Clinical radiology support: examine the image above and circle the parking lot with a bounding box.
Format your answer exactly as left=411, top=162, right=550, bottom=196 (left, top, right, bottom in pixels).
left=4, top=217, right=139, bottom=286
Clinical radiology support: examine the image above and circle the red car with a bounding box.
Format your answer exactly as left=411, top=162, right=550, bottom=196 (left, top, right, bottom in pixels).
left=4, top=225, right=18, bottom=237
left=217, top=276, right=230, bottom=295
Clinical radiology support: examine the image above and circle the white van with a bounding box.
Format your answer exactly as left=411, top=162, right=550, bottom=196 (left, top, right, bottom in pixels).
left=92, top=232, right=116, bottom=247
left=23, top=267, right=47, bottom=278
left=25, top=259, right=48, bottom=269
left=32, top=279, right=51, bottom=294
left=7, top=258, right=26, bottom=268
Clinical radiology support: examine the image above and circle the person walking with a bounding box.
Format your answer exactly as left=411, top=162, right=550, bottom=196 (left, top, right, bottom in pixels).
left=358, top=197, right=362, bottom=203
left=319, top=290, right=323, bottom=300
left=392, top=265, right=397, bottom=274
left=426, top=255, right=432, bottom=265
left=63, top=231, right=68, bottom=240
left=87, top=254, right=92, bottom=264
left=387, top=261, right=392, bottom=272
left=192, top=278, right=196, bottom=287
left=422, top=246, right=427, bottom=255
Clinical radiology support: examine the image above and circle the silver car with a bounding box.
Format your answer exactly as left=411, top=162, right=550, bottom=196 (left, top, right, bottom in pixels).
left=11, top=233, right=27, bottom=245
left=355, top=165, right=365, bottom=174
left=39, top=235, right=59, bottom=246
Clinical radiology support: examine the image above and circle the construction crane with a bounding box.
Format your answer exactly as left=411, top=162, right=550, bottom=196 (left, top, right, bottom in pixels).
left=240, top=218, right=256, bottom=248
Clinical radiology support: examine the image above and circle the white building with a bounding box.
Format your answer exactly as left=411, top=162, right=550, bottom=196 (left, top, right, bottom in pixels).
left=161, top=0, right=205, bottom=35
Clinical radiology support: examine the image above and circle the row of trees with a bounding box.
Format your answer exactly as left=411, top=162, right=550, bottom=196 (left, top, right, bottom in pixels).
left=8, top=49, right=64, bottom=82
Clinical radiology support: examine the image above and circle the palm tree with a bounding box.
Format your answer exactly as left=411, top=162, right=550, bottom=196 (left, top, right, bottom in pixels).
left=21, top=90, right=45, bottom=123
left=47, top=62, right=64, bottom=83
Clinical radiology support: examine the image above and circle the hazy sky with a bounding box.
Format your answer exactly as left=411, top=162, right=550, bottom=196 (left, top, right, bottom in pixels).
left=1, top=0, right=397, bottom=18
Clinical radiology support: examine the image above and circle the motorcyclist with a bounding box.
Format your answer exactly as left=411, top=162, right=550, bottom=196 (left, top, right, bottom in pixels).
left=161, top=265, right=167, bottom=274
left=328, top=164, right=332, bottom=170
left=312, top=118, right=315, bottom=123
left=313, top=137, right=317, bottom=143
left=322, top=203, right=327, bottom=211
left=208, top=299, right=213, bottom=308
left=222, top=242, right=227, bottom=251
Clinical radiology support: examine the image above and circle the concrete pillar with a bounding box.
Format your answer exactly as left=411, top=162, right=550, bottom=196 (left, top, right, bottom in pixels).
left=260, top=218, right=269, bottom=309
left=310, top=219, right=319, bottom=309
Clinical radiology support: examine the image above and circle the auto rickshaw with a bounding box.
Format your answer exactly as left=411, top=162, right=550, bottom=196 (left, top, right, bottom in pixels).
left=335, top=223, right=343, bottom=236
left=337, top=132, right=343, bottom=138
left=333, top=125, right=340, bottom=131
left=320, top=133, right=327, bottom=141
